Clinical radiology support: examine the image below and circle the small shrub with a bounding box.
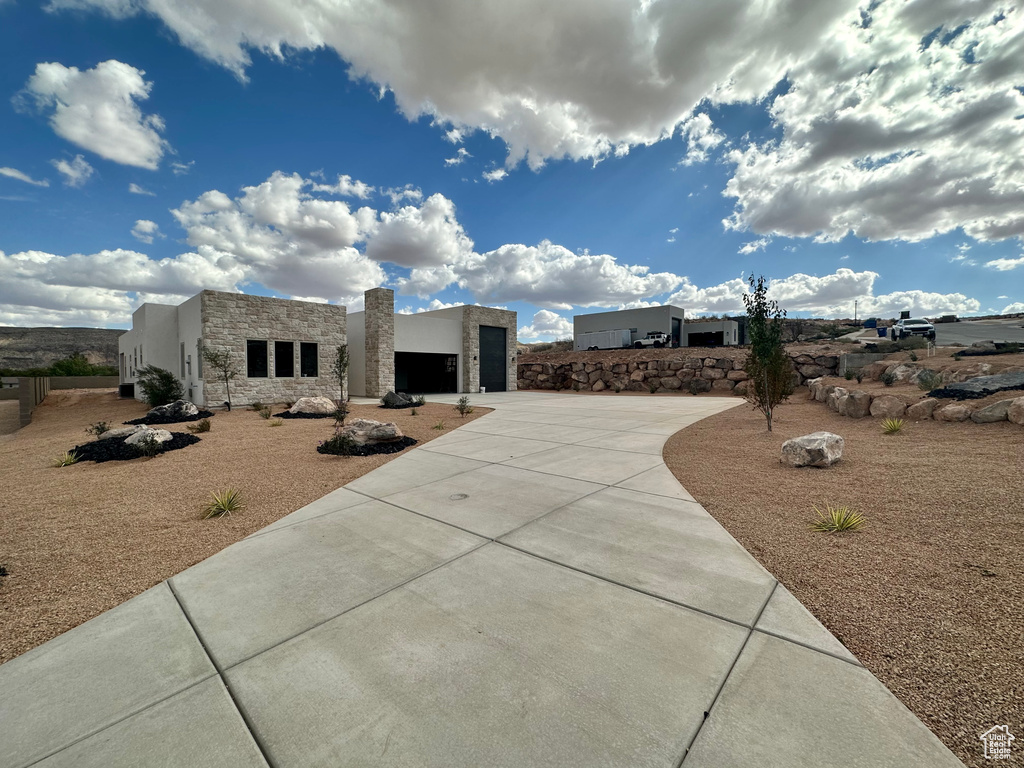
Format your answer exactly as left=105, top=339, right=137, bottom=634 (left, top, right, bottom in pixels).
left=85, top=421, right=110, bottom=438
left=249, top=401, right=264, bottom=412
left=52, top=450, right=80, bottom=467
left=136, top=364, right=184, bottom=406
left=844, top=369, right=855, bottom=380
left=269, top=418, right=284, bottom=427
left=908, top=351, right=918, bottom=362
left=433, top=420, right=446, bottom=431
left=414, top=395, right=426, bottom=407
left=454, top=396, right=473, bottom=417
left=882, top=417, right=904, bottom=434
left=854, top=369, right=864, bottom=384
left=880, top=371, right=897, bottom=387
left=811, top=503, right=865, bottom=533
left=916, top=370, right=942, bottom=391
left=896, top=336, right=928, bottom=351
left=136, top=433, right=161, bottom=457
left=318, top=432, right=358, bottom=456
left=201, top=489, right=244, bottom=519
left=257, top=407, right=272, bottom=420
left=410, top=407, right=418, bottom=416
left=186, top=418, right=211, bottom=433
left=952, top=353, right=962, bottom=361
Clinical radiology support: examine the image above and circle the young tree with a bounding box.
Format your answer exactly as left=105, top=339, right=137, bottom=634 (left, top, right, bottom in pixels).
left=330, top=344, right=350, bottom=404
left=199, top=344, right=241, bottom=411
left=742, top=274, right=793, bottom=432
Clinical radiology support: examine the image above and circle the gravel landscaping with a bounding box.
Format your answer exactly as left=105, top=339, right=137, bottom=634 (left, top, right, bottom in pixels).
left=664, top=391, right=1023, bottom=768
left=0, top=389, right=488, bottom=664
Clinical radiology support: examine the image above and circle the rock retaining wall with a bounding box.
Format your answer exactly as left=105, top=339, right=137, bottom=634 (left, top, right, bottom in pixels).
left=516, top=352, right=839, bottom=394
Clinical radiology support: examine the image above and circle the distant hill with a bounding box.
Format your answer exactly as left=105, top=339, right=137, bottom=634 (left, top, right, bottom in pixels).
left=0, top=327, right=122, bottom=371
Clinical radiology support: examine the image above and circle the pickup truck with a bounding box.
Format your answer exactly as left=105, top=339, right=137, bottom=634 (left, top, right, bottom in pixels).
left=633, top=331, right=671, bottom=349
left=890, top=318, right=936, bottom=341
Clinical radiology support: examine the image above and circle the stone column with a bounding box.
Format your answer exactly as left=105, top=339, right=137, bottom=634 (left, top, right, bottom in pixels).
left=364, top=287, right=395, bottom=397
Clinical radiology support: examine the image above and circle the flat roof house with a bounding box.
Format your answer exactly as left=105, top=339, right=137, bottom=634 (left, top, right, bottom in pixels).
left=573, top=305, right=687, bottom=349
left=119, top=288, right=516, bottom=406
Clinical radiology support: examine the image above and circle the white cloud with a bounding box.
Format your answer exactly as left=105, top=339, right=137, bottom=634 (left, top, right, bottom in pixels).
left=678, top=113, right=725, bottom=166
left=986, top=256, right=1024, bottom=271
left=444, top=128, right=465, bottom=144
left=417, top=299, right=463, bottom=313
left=738, top=236, right=770, bottom=255
left=51, top=154, right=94, bottom=187
left=723, top=3, right=1024, bottom=243
left=310, top=173, right=374, bottom=199
left=445, top=147, right=471, bottom=166
left=1002, top=302, right=1024, bottom=314
left=170, top=160, right=193, bottom=175
left=130, top=219, right=162, bottom=243
left=667, top=226, right=678, bottom=243
left=0, top=167, right=49, bottom=187
left=383, top=184, right=423, bottom=206
left=667, top=268, right=981, bottom=317
left=21, top=60, right=169, bottom=169
left=518, top=309, right=573, bottom=341
left=128, top=182, right=155, bottom=195
left=171, top=170, right=384, bottom=301
left=365, top=193, right=473, bottom=268
left=482, top=169, right=507, bottom=183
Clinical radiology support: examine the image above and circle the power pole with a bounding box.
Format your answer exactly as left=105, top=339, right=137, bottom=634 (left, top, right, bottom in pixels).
left=854, top=300, right=858, bottom=324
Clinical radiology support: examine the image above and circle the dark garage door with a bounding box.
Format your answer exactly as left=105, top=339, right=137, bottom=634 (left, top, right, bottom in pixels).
left=479, top=325, right=507, bottom=392
left=395, top=352, right=458, bottom=394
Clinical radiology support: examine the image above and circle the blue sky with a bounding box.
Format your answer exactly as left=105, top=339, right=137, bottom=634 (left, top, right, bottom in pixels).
left=1, top=0, right=1021, bottom=338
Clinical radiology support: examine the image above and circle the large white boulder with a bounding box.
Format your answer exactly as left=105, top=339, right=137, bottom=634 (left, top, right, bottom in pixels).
left=125, top=426, right=173, bottom=445
left=781, top=432, right=844, bottom=468
left=340, top=418, right=404, bottom=445
left=98, top=425, right=146, bottom=441
left=147, top=400, right=199, bottom=420
left=289, top=396, right=336, bottom=415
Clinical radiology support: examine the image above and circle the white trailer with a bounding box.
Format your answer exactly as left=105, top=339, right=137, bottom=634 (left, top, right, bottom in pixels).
left=576, top=329, right=632, bottom=351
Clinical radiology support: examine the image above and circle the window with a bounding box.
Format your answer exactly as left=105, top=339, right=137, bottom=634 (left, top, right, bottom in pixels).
left=300, top=342, right=318, bottom=377
left=275, top=341, right=294, bottom=377
left=180, top=342, right=186, bottom=378
left=247, top=340, right=268, bottom=378
left=197, top=338, right=203, bottom=378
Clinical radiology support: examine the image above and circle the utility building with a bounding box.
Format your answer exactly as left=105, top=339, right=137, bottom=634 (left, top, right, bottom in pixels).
left=573, top=305, right=686, bottom=349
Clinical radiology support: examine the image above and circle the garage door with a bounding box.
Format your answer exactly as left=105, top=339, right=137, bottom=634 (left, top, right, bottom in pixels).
left=479, top=325, right=507, bottom=392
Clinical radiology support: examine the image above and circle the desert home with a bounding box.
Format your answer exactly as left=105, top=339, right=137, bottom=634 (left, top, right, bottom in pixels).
left=573, top=304, right=740, bottom=349
left=118, top=288, right=516, bottom=406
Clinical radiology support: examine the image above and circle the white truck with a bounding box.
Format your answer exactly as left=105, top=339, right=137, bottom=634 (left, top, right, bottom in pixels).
left=576, top=329, right=632, bottom=351
left=632, top=331, right=671, bottom=349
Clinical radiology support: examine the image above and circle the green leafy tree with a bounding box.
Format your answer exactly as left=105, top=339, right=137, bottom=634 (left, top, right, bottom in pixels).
left=742, top=274, right=793, bottom=432
left=330, top=344, right=350, bottom=403
left=200, top=344, right=241, bottom=411
left=136, top=364, right=185, bottom=406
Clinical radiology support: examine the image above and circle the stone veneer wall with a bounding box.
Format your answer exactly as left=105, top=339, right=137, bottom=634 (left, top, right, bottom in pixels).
left=517, top=352, right=840, bottom=394
left=364, top=287, right=395, bottom=398
left=200, top=291, right=346, bottom=407
left=462, top=306, right=518, bottom=393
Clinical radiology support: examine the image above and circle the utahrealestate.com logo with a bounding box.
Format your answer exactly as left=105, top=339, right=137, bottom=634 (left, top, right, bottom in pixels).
left=980, top=726, right=1014, bottom=760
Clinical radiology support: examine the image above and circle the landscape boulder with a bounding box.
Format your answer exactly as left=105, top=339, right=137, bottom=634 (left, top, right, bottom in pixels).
left=869, top=395, right=906, bottom=419
left=290, top=396, right=337, bottom=415
left=837, top=390, right=872, bottom=419
left=780, top=432, right=844, bottom=468
left=381, top=391, right=415, bottom=408
left=906, top=398, right=939, bottom=420
left=971, top=399, right=1014, bottom=424
left=1008, top=397, right=1024, bottom=426
left=884, top=364, right=917, bottom=382
left=935, top=403, right=970, bottom=422
left=340, top=418, right=404, bottom=445
left=125, top=426, right=173, bottom=445
left=147, top=400, right=199, bottom=421
left=98, top=425, right=146, bottom=441
left=826, top=386, right=848, bottom=412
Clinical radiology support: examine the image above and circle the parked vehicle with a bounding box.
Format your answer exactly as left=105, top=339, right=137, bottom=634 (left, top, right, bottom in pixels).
left=576, top=329, right=632, bottom=351
left=890, top=318, right=936, bottom=341
left=633, top=331, right=671, bottom=349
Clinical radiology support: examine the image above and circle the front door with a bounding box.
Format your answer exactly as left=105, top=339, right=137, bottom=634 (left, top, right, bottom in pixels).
left=478, top=325, right=507, bottom=392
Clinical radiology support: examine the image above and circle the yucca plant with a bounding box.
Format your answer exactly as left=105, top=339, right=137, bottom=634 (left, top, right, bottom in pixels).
left=811, top=503, right=865, bottom=533
left=268, top=418, right=284, bottom=427
left=201, top=489, right=244, bottom=519
left=433, top=420, right=446, bottom=431
left=52, top=450, right=80, bottom=468
left=882, top=417, right=904, bottom=435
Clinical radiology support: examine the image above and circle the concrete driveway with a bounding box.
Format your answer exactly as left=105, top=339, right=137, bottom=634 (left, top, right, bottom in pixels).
left=0, top=392, right=964, bottom=767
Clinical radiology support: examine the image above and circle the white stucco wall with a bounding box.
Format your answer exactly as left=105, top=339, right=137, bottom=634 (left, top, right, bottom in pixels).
left=177, top=294, right=203, bottom=404
left=346, top=311, right=366, bottom=398
left=119, top=303, right=179, bottom=401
